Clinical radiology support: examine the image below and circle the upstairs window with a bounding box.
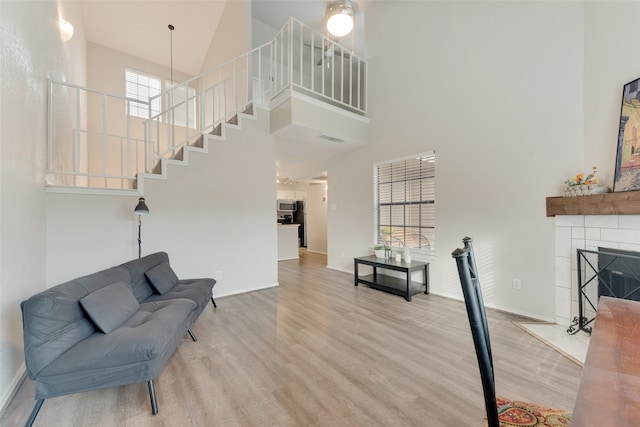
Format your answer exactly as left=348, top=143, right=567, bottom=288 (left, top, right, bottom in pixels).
left=165, top=81, right=197, bottom=129
left=125, top=69, right=161, bottom=119
left=374, top=152, right=435, bottom=251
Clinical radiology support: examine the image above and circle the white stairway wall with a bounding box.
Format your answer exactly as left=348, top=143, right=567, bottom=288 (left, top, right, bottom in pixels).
left=46, top=108, right=278, bottom=297
left=0, top=0, right=87, bottom=411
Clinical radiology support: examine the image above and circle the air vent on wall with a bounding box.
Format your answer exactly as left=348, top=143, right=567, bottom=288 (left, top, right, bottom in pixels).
left=318, top=134, right=345, bottom=143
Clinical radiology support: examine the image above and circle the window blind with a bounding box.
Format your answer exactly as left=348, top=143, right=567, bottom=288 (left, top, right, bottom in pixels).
left=165, top=82, right=196, bottom=129
left=125, top=69, right=161, bottom=119
left=374, top=152, right=435, bottom=250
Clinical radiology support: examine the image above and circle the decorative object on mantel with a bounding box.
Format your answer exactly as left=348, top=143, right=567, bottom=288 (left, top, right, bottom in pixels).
left=563, top=166, right=608, bottom=197
left=614, top=77, right=640, bottom=192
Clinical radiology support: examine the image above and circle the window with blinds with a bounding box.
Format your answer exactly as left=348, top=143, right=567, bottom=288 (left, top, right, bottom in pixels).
left=125, top=69, right=161, bottom=119
left=165, top=81, right=196, bottom=129
left=374, top=152, right=435, bottom=250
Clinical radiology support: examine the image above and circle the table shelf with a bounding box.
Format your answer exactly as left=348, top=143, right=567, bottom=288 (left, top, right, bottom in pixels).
left=357, top=274, right=425, bottom=299
left=354, top=256, right=429, bottom=302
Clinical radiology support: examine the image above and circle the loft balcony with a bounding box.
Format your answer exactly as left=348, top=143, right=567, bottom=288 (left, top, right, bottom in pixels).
left=46, top=18, right=369, bottom=192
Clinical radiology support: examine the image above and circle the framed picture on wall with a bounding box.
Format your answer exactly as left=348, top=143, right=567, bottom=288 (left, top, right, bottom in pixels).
left=614, top=77, right=640, bottom=192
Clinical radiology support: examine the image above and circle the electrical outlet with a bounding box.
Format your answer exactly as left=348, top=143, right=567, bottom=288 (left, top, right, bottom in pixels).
left=215, top=271, right=222, bottom=281
left=513, top=278, right=521, bottom=290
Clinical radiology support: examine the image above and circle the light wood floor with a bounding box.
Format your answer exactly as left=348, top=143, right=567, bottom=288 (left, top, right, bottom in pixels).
left=1, top=251, right=582, bottom=426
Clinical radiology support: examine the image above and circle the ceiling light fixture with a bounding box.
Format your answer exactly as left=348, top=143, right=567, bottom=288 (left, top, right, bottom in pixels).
left=326, top=0, right=355, bottom=38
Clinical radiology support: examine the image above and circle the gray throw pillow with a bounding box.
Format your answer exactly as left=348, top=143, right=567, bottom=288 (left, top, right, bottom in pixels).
left=145, top=262, right=179, bottom=295
left=80, top=281, right=139, bottom=334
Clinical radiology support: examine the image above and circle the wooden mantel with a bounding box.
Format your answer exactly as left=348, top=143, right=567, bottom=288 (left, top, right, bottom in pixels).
left=546, top=191, right=640, bottom=216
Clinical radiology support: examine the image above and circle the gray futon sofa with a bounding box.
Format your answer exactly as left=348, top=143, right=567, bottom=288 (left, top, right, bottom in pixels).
left=20, top=252, right=216, bottom=427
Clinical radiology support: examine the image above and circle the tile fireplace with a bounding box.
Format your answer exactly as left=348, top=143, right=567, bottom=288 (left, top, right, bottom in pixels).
left=554, top=214, right=640, bottom=326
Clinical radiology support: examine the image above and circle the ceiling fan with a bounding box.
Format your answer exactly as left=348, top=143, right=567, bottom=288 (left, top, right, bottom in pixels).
left=311, top=40, right=352, bottom=67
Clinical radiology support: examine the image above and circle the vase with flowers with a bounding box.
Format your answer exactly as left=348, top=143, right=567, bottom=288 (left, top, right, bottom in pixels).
left=564, top=166, right=602, bottom=197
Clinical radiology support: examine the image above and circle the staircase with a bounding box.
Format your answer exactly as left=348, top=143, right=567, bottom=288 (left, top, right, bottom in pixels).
left=137, top=103, right=257, bottom=194
left=46, top=18, right=367, bottom=193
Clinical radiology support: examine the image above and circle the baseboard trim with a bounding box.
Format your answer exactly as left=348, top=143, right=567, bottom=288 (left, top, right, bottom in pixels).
left=214, top=283, right=279, bottom=299
left=306, top=250, right=327, bottom=255
left=1, top=362, right=26, bottom=414
left=326, top=265, right=352, bottom=274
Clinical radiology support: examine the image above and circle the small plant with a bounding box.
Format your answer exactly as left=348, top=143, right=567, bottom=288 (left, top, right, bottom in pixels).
left=565, top=166, right=599, bottom=186
left=373, top=245, right=384, bottom=250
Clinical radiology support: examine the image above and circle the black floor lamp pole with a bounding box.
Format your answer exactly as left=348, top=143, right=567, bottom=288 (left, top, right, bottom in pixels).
left=134, top=197, right=150, bottom=259
left=138, top=215, right=142, bottom=259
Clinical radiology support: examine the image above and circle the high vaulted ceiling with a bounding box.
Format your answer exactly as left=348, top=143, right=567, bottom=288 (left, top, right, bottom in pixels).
left=80, top=0, right=366, bottom=77
left=81, top=0, right=229, bottom=76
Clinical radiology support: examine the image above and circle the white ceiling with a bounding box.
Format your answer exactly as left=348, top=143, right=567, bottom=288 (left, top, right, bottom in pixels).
left=81, top=0, right=229, bottom=76
left=274, top=123, right=366, bottom=178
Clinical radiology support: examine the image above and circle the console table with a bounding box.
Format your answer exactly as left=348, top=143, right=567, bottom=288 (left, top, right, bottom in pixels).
left=354, top=255, right=429, bottom=301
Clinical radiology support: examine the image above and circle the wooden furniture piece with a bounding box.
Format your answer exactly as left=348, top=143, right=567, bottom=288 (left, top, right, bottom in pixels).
left=546, top=190, right=640, bottom=217
left=452, top=237, right=571, bottom=427
left=572, top=296, right=640, bottom=426
left=353, top=255, right=429, bottom=301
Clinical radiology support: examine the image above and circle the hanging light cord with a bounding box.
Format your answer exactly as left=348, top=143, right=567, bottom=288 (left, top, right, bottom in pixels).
left=168, top=24, right=174, bottom=84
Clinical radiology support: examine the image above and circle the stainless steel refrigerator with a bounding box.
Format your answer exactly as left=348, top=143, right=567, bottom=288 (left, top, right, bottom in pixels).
left=293, top=200, right=307, bottom=247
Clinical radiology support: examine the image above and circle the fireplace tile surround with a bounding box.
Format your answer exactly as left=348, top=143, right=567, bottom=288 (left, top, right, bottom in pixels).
left=554, top=214, right=640, bottom=326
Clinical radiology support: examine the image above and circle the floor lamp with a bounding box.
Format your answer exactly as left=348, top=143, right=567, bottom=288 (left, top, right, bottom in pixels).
left=134, top=197, right=150, bottom=258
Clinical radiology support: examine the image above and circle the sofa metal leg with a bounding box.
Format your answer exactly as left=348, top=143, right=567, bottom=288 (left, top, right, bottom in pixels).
left=211, top=296, right=217, bottom=308
left=147, top=380, right=158, bottom=415
left=187, top=329, right=198, bottom=342
left=24, top=399, right=44, bottom=427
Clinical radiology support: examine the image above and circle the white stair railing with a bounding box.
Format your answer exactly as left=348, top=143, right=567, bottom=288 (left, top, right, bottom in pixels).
left=47, top=17, right=367, bottom=189
left=47, top=81, right=151, bottom=190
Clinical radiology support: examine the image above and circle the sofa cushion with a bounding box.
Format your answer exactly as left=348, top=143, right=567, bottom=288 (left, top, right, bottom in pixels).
left=41, top=299, right=197, bottom=377
left=145, top=262, right=179, bottom=295
left=121, top=252, right=169, bottom=302
left=145, top=278, right=214, bottom=314
left=21, top=265, right=131, bottom=378
left=80, top=282, right=139, bottom=333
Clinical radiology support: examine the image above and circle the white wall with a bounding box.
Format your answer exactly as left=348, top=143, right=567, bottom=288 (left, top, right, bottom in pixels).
left=305, top=183, right=328, bottom=254
left=324, top=1, right=585, bottom=321
left=326, top=148, right=375, bottom=270
left=0, top=0, right=86, bottom=410
left=583, top=2, right=640, bottom=186
left=47, top=109, right=278, bottom=296
left=200, top=0, right=250, bottom=73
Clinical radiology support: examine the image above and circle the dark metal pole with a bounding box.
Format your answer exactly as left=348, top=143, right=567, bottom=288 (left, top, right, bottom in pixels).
left=138, top=215, right=142, bottom=259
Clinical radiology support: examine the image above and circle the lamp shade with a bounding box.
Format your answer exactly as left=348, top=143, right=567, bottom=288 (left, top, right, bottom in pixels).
left=134, top=197, right=149, bottom=215
left=326, top=1, right=354, bottom=37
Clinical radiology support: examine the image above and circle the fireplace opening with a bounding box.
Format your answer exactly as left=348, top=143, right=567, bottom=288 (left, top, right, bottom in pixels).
left=568, top=247, right=640, bottom=335
left=598, top=247, right=640, bottom=302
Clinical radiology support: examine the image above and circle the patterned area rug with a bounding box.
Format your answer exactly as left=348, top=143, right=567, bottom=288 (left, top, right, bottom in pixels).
left=485, top=396, right=571, bottom=427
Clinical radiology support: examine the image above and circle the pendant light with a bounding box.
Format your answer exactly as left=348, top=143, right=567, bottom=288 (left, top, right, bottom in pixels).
left=168, top=24, right=175, bottom=84
left=326, top=0, right=355, bottom=38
